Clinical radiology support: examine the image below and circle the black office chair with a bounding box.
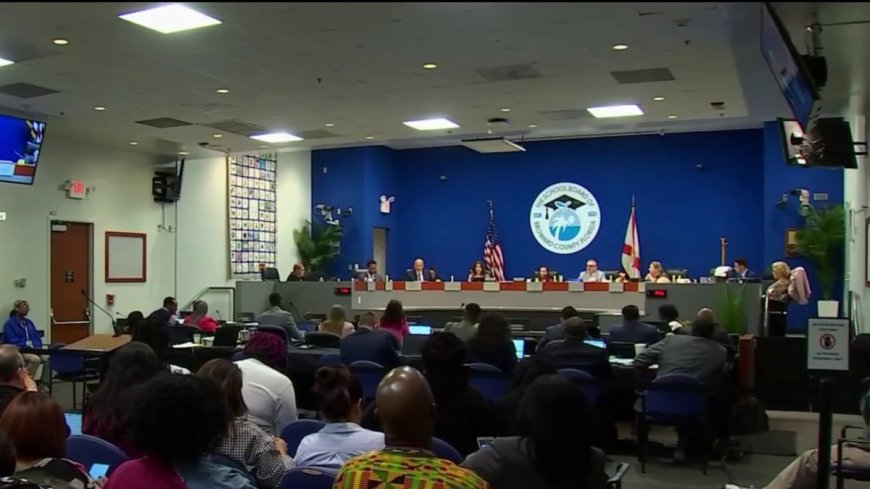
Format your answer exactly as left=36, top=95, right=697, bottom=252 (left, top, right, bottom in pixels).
left=213, top=325, right=243, bottom=347
left=305, top=332, right=341, bottom=348
left=261, top=267, right=280, bottom=281
left=167, top=326, right=194, bottom=345
left=257, top=325, right=290, bottom=345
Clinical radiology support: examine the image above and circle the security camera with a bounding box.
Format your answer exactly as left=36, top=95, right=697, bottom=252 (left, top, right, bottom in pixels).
left=198, top=142, right=209, bottom=147
left=710, top=101, right=725, bottom=110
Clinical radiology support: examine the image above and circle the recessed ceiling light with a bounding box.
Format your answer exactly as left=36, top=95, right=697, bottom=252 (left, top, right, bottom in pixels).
left=403, top=118, right=460, bottom=131
left=612, top=43, right=629, bottom=51
left=119, top=4, right=222, bottom=34
left=653, top=96, right=665, bottom=102
left=179, top=151, right=189, bottom=156
left=324, top=123, right=335, bottom=127
left=586, top=104, right=644, bottom=118
left=93, top=106, right=107, bottom=111
left=129, top=141, right=138, bottom=146
left=216, top=88, right=230, bottom=94
left=667, top=115, right=679, bottom=119
left=0, top=56, right=14, bottom=67
left=528, top=124, right=538, bottom=128
left=365, top=136, right=375, bottom=140
left=422, top=63, right=438, bottom=70
left=213, top=133, right=223, bottom=138
left=250, top=132, right=303, bottom=143
left=500, top=108, right=512, bottom=113
left=52, top=38, right=69, bottom=46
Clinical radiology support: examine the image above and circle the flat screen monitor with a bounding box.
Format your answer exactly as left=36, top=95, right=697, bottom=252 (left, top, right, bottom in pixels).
left=0, top=114, right=46, bottom=185
left=65, top=412, right=82, bottom=436
left=778, top=117, right=858, bottom=168
left=584, top=339, right=607, bottom=349
left=760, top=3, right=820, bottom=131
left=408, top=325, right=432, bottom=335
left=512, top=338, right=525, bottom=358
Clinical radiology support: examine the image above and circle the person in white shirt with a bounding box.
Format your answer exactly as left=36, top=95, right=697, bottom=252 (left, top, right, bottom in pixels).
left=235, top=332, right=298, bottom=435
left=295, top=366, right=384, bottom=469
left=578, top=259, right=607, bottom=282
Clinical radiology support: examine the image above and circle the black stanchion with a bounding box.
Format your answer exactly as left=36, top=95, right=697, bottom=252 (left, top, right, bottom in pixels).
left=817, top=378, right=834, bottom=489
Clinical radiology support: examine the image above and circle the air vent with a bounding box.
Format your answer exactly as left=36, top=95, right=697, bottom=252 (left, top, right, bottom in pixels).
left=296, top=129, right=339, bottom=139
left=0, top=83, right=59, bottom=99
left=461, top=137, right=526, bottom=154
left=136, top=117, right=192, bottom=129
left=203, top=119, right=265, bottom=137
left=475, top=63, right=544, bottom=82
left=539, top=109, right=592, bottom=121
left=610, top=68, right=675, bottom=84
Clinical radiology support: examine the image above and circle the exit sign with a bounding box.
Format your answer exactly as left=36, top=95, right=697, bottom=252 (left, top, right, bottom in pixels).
left=67, top=180, right=87, bottom=199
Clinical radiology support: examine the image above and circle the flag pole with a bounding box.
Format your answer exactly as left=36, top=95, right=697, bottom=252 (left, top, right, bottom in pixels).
left=631, top=194, right=636, bottom=208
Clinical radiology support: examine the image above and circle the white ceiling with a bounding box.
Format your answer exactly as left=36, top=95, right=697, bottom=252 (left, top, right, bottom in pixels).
left=0, top=2, right=859, bottom=160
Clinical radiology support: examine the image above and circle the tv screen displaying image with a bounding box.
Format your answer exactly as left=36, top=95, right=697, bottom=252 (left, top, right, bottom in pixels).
left=0, top=114, right=47, bottom=185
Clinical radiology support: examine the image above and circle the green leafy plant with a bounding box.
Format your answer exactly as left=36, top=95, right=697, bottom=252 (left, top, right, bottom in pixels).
left=794, top=205, right=845, bottom=300
left=716, top=283, right=745, bottom=333
left=292, top=220, right=343, bottom=273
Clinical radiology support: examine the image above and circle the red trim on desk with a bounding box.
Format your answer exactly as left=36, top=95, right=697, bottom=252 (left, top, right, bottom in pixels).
left=353, top=281, right=642, bottom=292
left=543, top=282, right=568, bottom=291
left=461, top=282, right=484, bottom=291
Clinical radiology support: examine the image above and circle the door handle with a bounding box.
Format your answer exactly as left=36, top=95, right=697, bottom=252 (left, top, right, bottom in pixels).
left=51, top=320, right=90, bottom=325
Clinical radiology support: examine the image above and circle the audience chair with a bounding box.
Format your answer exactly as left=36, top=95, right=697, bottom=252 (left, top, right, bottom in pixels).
left=257, top=325, right=290, bottom=345
left=231, top=350, right=246, bottom=362
left=466, top=363, right=508, bottom=402
left=431, top=437, right=463, bottom=464
left=318, top=353, right=343, bottom=367
left=348, top=361, right=386, bottom=401
left=637, top=373, right=708, bottom=474
left=166, top=325, right=194, bottom=345
left=278, top=467, right=338, bottom=489
left=49, top=345, right=101, bottom=410
left=558, top=368, right=600, bottom=405
left=305, top=332, right=342, bottom=348
left=834, top=425, right=870, bottom=489
left=261, top=267, right=281, bottom=281
left=280, top=419, right=327, bottom=457
left=213, top=325, right=243, bottom=347
left=65, top=435, right=128, bottom=476
left=212, top=453, right=258, bottom=486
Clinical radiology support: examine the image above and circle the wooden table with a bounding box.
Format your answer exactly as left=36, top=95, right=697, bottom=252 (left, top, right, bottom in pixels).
left=63, top=334, right=131, bottom=352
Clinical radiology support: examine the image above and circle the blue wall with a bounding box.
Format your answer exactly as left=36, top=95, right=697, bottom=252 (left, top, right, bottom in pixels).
left=311, top=125, right=845, bottom=331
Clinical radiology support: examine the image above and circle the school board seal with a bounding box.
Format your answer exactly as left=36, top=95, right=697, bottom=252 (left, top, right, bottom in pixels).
left=529, top=182, right=601, bottom=254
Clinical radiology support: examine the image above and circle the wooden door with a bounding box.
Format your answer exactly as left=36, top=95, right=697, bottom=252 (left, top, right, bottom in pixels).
left=50, top=221, right=91, bottom=344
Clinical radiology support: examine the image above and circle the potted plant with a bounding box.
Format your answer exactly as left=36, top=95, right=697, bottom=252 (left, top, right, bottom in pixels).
left=794, top=205, right=845, bottom=317
left=292, top=219, right=343, bottom=274
left=716, top=283, right=746, bottom=334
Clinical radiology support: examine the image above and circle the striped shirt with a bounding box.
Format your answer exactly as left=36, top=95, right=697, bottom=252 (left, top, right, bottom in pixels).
left=333, top=447, right=489, bottom=489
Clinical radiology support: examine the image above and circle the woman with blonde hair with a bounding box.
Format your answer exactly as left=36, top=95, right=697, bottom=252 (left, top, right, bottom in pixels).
left=318, top=305, right=354, bottom=338
left=645, top=261, right=671, bottom=283
left=766, top=261, right=812, bottom=336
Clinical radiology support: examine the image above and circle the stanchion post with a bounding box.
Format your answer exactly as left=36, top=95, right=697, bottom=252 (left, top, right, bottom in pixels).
left=817, top=378, right=834, bottom=489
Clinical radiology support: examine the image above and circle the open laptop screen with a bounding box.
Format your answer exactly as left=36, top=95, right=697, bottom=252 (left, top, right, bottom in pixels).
left=512, top=339, right=525, bottom=358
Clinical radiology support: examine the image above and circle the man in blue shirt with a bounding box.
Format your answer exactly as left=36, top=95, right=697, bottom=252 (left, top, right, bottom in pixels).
left=2, top=300, right=48, bottom=384
left=608, top=305, right=659, bottom=344
left=340, top=312, right=401, bottom=369
left=538, top=306, right=578, bottom=349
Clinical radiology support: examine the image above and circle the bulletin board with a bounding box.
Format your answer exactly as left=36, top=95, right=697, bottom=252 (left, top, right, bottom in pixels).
left=105, top=232, right=147, bottom=283
left=227, top=155, right=277, bottom=279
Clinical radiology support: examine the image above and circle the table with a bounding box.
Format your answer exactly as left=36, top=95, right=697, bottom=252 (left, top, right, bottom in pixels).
left=63, top=334, right=131, bottom=352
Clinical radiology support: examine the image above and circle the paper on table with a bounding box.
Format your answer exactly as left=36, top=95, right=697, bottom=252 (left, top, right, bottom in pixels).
left=171, top=342, right=202, bottom=349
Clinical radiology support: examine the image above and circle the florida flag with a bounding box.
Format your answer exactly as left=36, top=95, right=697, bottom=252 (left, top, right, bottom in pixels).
left=621, top=204, right=641, bottom=278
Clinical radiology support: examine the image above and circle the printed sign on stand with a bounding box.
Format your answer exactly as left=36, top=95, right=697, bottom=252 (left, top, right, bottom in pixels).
left=806, top=317, right=849, bottom=371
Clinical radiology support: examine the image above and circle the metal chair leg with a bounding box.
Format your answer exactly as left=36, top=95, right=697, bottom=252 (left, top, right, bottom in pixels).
left=701, top=421, right=708, bottom=476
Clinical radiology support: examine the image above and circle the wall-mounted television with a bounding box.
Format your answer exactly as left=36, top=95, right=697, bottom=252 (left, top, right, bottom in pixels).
left=0, top=114, right=47, bottom=185
left=760, top=3, right=821, bottom=132
left=777, top=117, right=858, bottom=169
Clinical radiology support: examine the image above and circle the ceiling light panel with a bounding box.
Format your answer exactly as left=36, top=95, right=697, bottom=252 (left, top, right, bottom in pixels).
left=119, top=4, right=222, bottom=34
left=250, top=132, right=302, bottom=143
left=403, top=118, right=459, bottom=131
left=586, top=104, right=644, bottom=118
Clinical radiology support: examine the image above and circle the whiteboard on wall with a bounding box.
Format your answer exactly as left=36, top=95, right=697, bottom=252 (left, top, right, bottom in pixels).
left=105, top=232, right=147, bottom=282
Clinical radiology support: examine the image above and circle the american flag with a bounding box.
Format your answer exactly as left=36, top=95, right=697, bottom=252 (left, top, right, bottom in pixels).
left=483, top=201, right=506, bottom=281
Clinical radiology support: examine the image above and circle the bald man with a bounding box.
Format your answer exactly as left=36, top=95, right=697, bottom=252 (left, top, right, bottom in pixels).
left=406, top=258, right=427, bottom=281
left=334, top=367, right=489, bottom=489
left=696, top=308, right=732, bottom=345
left=286, top=263, right=307, bottom=282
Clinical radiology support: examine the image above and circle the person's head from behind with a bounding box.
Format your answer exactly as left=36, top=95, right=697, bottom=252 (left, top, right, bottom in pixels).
left=420, top=333, right=467, bottom=394
left=697, top=307, right=716, bottom=323
left=413, top=258, right=425, bottom=273
left=313, top=366, right=364, bottom=424
left=132, top=317, right=171, bottom=365
left=358, top=312, right=378, bottom=329
left=192, top=300, right=208, bottom=316
left=771, top=261, right=791, bottom=280
left=367, top=260, right=378, bottom=274
left=131, top=374, right=227, bottom=464
left=328, top=304, right=346, bottom=324
left=658, top=304, right=679, bottom=322
left=733, top=258, right=748, bottom=274
left=471, top=261, right=484, bottom=275
left=0, top=393, right=66, bottom=462
left=197, top=359, right=247, bottom=420
left=476, top=312, right=511, bottom=344
left=375, top=367, right=435, bottom=448
left=463, top=303, right=482, bottom=323
left=9, top=301, right=28, bottom=318
left=517, top=375, right=593, bottom=486
left=0, top=429, right=14, bottom=477
left=508, top=356, right=557, bottom=394
left=0, top=347, right=23, bottom=386
left=293, top=263, right=306, bottom=277
left=621, top=304, right=640, bottom=322
left=382, top=300, right=404, bottom=323
left=562, top=317, right=587, bottom=339
left=691, top=318, right=717, bottom=340
left=162, top=297, right=177, bottom=314
left=98, top=342, right=162, bottom=399
left=126, top=311, right=144, bottom=328
left=560, top=306, right=578, bottom=321
left=268, top=292, right=284, bottom=309
left=243, top=332, right=287, bottom=370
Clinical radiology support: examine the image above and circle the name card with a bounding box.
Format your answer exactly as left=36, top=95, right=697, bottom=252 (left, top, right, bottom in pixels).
left=637, top=281, right=646, bottom=293
left=526, top=282, right=544, bottom=292
left=568, top=281, right=584, bottom=292
left=405, top=281, right=422, bottom=291
left=366, top=281, right=376, bottom=292
left=608, top=282, right=624, bottom=293
left=483, top=281, right=500, bottom=292
left=444, top=282, right=461, bottom=292
left=385, top=281, right=394, bottom=291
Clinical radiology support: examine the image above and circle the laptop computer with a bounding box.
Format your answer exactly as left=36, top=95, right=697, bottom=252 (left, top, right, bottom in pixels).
left=65, top=412, right=82, bottom=436
left=512, top=338, right=525, bottom=359
left=584, top=338, right=607, bottom=349
left=408, top=325, right=432, bottom=336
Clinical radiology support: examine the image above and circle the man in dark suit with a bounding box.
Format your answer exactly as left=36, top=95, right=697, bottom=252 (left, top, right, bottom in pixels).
left=406, top=258, right=427, bottom=281
left=608, top=305, right=659, bottom=344
left=340, top=312, right=401, bottom=369
left=148, top=296, right=178, bottom=326
left=538, top=317, right=612, bottom=380
left=357, top=260, right=384, bottom=282
left=538, top=306, right=578, bottom=349
left=727, top=257, right=755, bottom=280
left=286, top=263, right=307, bottom=281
